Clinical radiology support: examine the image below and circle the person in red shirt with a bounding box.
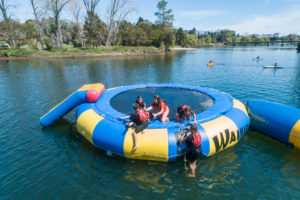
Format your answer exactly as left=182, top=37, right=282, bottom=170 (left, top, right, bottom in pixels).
left=146, top=95, right=169, bottom=123
left=179, top=125, right=202, bottom=177
left=175, top=105, right=197, bottom=124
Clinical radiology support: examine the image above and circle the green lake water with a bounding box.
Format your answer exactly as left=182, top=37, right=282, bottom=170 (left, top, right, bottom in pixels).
left=0, top=46, right=299, bottom=199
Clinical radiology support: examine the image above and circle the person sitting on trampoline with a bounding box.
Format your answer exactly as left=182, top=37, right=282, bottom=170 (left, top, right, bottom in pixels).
left=175, top=105, right=197, bottom=124
left=118, top=102, right=151, bottom=151
left=135, top=96, right=146, bottom=109
left=146, top=95, right=169, bottom=123
left=179, top=125, right=202, bottom=177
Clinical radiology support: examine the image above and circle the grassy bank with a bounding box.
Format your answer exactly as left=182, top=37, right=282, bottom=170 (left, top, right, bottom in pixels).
left=0, top=46, right=164, bottom=59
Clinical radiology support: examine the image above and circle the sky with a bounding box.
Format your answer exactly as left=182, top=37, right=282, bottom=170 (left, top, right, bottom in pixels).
left=9, top=0, right=300, bottom=35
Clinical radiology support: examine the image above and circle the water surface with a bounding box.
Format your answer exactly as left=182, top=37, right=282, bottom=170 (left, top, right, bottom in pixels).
left=0, top=46, right=299, bottom=199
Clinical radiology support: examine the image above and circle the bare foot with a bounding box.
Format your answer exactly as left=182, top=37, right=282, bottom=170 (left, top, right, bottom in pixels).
left=132, top=145, right=138, bottom=152
left=187, top=173, right=195, bottom=178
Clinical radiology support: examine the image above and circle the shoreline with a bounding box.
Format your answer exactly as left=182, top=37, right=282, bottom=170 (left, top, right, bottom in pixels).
left=1, top=44, right=297, bottom=61
left=0, top=51, right=164, bottom=61
left=0, top=46, right=201, bottom=61
left=170, top=47, right=198, bottom=51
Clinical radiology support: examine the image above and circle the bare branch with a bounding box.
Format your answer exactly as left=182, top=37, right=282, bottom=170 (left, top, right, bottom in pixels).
left=30, top=0, right=45, bottom=48
left=106, top=0, right=137, bottom=46
left=45, top=0, right=73, bottom=48
left=82, top=0, right=100, bottom=13
left=0, top=0, right=15, bottom=20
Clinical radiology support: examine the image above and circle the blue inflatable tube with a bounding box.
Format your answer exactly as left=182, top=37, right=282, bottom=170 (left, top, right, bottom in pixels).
left=40, top=83, right=105, bottom=126
left=246, top=100, right=300, bottom=149
left=75, top=84, right=249, bottom=162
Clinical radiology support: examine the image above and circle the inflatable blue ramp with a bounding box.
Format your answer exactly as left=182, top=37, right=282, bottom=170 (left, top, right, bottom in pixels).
left=40, top=83, right=105, bottom=126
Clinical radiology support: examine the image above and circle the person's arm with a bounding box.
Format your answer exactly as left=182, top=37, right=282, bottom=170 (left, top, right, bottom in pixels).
left=179, top=131, right=188, bottom=142
left=126, top=121, right=134, bottom=126
left=154, top=102, right=166, bottom=117
left=153, top=108, right=163, bottom=118
left=118, top=115, right=130, bottom=120
left=145, top=106, right=153, bottom=111
left=175, top=113, right=180, bottom=122
left=192, top=112, right=197, bottom=124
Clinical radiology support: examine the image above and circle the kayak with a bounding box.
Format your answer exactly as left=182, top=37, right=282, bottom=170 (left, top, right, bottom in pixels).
left=263, top=66, right=283, bottom=69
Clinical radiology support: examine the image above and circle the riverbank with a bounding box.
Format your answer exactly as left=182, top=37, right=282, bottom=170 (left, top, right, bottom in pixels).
left=0, top=46, right=167, bottom=60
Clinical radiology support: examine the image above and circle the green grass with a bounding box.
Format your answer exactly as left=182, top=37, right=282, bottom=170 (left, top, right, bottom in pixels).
left=0, top=46, right=163, bottom=57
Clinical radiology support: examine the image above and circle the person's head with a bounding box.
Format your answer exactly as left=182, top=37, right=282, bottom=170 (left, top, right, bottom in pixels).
left=133, top=102, right=140, bottom=110
left=153, top=95, right=160, bottom=104
left=177, top=106, right=184, bottom=114
left=137, top=96, right=144, bottom=103
left=190, top=125, right=197, bottom=134
left=184, top=106, right=192, bottom=116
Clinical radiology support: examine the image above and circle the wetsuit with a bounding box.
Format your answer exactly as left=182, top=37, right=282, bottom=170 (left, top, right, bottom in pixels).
left=185, top=131, right=202, bottom=162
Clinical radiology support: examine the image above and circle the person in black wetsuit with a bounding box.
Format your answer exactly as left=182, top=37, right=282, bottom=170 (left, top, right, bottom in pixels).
left=179, top=125, right=202, bottom=177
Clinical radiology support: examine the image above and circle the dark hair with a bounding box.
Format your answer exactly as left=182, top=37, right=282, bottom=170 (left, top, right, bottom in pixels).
left=184, top=106, right=192, bottom=116
left=153, top=95, right=161, bottom=109
left=190, top=125, right=197, bottom=132
left=133, top=102, right=140, bottom=110
left=177, top=106, right=184, bottom=118
left=137, top=96, right=143, bottom=101
left=153, top=95, right=160, bottom=100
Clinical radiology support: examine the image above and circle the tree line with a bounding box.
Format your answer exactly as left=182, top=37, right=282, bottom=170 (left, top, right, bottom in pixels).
left=0, top=0, right=299, bottom=52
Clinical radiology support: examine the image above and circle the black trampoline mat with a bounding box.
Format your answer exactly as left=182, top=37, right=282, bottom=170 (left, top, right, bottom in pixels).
left=110, top=87, right=214, bottom=120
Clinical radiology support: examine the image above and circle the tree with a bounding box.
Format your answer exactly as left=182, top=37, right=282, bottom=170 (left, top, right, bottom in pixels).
left=154, top=0, right=175, bottom=51
left=20, top=20, right=40, bottom=48
left=162, top=26, right=174, bottom=50
left=0, top=0, right=16, bottom=48
left=46, top=0, right=72, bottom=48
left=149, top=25, right=163, bottom=47
left=134, top=21, right=151, bottom=46
left=84, top=11, right=106, bottom=47
left=30, top=0, right=45, bottom=49
left=136, top=16, right=144, bottom=25
left=154, top=0, right=173, bottom=27
left=181, top=33, right=196, bottom=47
left=119, top=20, right=135, bottom=46
left=82, top=0, right=102, bottom=47
left=106, top=0, right=136, bottom=46
left=71, top=0, right=84, bottom=47
left=204, top=35, right=212, bottom=44
left=175, top=28, right=186, bottom=46
left=0, top=0, right=10, bottom=20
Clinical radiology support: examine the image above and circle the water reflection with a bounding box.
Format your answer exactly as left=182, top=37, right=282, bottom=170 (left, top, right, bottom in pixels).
left=282, top=149, right=300, bottom=189
left=122, top=161, right=170, bottom=193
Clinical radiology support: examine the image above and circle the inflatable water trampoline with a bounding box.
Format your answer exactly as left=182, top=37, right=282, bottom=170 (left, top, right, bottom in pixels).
left=40, top=83, right=250, bottom=162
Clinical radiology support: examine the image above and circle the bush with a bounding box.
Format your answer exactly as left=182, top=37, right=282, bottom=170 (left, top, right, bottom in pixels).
left=44, top=40, right=53, bottom=51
